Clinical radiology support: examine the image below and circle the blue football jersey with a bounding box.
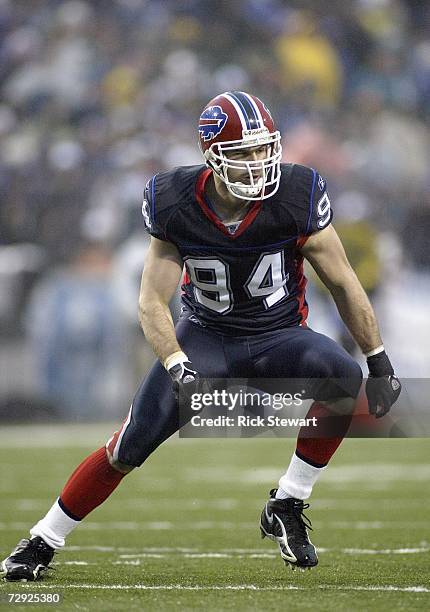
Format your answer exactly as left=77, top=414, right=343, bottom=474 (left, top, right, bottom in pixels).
left=142, top=163, right=332, bottom=334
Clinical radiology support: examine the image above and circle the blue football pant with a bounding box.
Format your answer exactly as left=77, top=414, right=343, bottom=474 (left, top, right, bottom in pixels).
left=106, top=318, right=362, bottom=467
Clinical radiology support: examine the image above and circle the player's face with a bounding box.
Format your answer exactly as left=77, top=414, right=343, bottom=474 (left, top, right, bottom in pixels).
left=224, top=144, right=269, bottom=182
left=209, top=135, right=281, bottom=201
left=215, top=143, right=271, bottom=201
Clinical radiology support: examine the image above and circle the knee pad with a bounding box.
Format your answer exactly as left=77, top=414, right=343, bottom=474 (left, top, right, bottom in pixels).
left=106, top=449, right=135, bottom=474
left=312, top=360, right=362, bottom=402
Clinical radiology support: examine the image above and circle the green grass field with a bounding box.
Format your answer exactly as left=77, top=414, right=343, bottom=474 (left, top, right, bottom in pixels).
left=0, top=425, right=429, bottom=611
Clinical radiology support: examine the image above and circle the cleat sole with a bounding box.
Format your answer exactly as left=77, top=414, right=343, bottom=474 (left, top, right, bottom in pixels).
left=283, top=558, right=316, bottom=571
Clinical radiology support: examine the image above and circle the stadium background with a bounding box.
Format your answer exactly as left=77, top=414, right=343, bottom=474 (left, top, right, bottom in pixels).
left=1, top=0, right=430, bottom=420
left=1, top=2, right=430, bottom=608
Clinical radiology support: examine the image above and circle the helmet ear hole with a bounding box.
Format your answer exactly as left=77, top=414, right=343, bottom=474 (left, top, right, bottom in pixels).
left=205, top=149, right=221, bottom=176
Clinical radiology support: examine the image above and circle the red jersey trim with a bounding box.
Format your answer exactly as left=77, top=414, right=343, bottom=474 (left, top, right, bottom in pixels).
left=194, top=168, right=262, bottom=239
left=295, top=236, right=309, bottom=324
left=296, top=235, right=310, bottom=249
left=181, top=269, right=191, bottom=295
left=295, top=255, right=309, bottom=325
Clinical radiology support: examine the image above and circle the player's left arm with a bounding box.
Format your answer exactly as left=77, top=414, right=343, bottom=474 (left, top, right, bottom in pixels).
left=301, top=224, right=401, bottom=417
left=301, top=225, right=380, bottom=352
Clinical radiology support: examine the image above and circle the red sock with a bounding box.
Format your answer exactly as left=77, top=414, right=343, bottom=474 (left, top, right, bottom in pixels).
left=59, top=447, right=126, bottom=520
left=296, top=401, right=354, bottom=467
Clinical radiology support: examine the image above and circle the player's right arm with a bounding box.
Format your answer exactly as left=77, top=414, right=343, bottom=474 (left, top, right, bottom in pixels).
left=139, top=236, right=200, bottom=391
left=140, top=173, right=201, bottom=391
left=138, top=236, right=183, bottom=364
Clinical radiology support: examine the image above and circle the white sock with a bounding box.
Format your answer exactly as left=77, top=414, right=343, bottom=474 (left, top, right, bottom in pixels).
left=30, top=499, right=80, bottom=549
left=276, top=453, right=326, bottom=500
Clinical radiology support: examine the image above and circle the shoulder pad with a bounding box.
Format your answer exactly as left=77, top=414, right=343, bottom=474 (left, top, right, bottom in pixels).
left=142, top=165, right=206, bottom=240
left=276, top=163, right=333, bottom=236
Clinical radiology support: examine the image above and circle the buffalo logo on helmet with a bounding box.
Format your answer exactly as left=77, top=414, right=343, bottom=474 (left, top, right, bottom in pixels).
left=198, top=105, right=228, bottom=142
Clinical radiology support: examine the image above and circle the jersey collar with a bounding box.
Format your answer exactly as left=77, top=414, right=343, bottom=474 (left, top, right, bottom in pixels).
left=194, top=168, right=262, bottom=239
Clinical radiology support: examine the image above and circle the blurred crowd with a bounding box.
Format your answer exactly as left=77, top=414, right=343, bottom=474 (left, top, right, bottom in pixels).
left=1, top=0, right=430, bottom=419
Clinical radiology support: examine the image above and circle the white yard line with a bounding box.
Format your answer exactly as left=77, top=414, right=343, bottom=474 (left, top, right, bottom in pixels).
left=183, top=464, right=430, bottom=483
left=9, top=497, right=430, bottom=511
left=0, top=424, right=117, bottom=447
left=117, top=547, right=430, bottom=558
left=45, top=546, right=430, bottom=561
left=341, top=547, right=430, bottom=555
left=1, top=521, right=429, bottom=531
left=54, top=561, right=92, bottom=566
left=56, top=548, right=430, bottom=562
left=14, top=583, right=430, bottom=593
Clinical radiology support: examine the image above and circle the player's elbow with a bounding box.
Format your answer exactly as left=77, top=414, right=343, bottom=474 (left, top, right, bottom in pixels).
left=138, top=298, right=153, bottom=326
left=328, top=275, right=370, bottom=311
left=138, top=292, right=165, bottom=326
left=324, top=263, right=359, bottom=296
left=325, top=277, right=350, bottom=297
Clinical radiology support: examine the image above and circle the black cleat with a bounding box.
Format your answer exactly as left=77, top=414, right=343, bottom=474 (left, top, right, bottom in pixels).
left=1, top=537, right=55, bottom=582
left=260, top=489, right=318, bottom=569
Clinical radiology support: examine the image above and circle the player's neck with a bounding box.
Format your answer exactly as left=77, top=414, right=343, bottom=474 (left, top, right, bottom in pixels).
left=206, top=175, right=252, bottom=223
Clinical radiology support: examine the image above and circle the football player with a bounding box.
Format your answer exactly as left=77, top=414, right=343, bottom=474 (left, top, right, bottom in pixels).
left=1, top=91, right=401, bottom=580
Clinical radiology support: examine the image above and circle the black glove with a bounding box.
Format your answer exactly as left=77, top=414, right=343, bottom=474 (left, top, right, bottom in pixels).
left=366, top=350, right=401, bottom=418
left=167, top=357, right=200, bottom=402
